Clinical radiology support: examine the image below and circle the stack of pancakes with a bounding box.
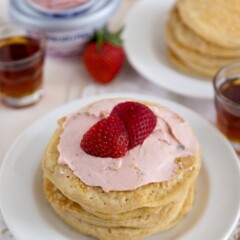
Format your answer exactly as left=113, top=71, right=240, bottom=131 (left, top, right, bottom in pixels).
left=42, top=103, right=201, bottom=240
left=165, top=0, right=240, bottom=78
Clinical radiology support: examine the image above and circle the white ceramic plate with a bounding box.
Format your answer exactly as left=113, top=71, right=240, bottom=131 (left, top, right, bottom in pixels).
left=0, top=93, right=240, bottom=240
left=123, top=0, right=214, bottom=99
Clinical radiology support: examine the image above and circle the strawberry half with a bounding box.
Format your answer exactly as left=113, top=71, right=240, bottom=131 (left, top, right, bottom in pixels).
left=83, top=28, right=125, bottom=84
left=80, top=115, right=129, bottom=158
left=111, top=102, right=157, bottom=149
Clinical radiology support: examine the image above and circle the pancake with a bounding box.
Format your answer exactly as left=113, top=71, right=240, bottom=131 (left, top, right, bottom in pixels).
left=42, top=100, right=201, bottom=214
left=44, top=178, right=194, bottom=229
left=177, top=0, right=240, bottom=47
left=79, top=203, right=166, bottom=221
left=167, top=49, right=216, bottom=77
left=211, top=0, right=240, bottom=15
left=165, top=22, right=237, bottom=69
left=44, top=178, right=195, bottom=240
left=170, top=8, right=240, bottom=58
left=167, top=49, right=204, bottom=76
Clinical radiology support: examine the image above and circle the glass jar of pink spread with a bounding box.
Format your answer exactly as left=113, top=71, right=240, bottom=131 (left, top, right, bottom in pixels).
left=9, top=0, right=120, bottom=58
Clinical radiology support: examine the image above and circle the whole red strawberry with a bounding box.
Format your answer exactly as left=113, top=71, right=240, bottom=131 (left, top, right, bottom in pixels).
left=83, top=29, right=125, bottom=83
left=80, top=115, right=129, bottom=158
left=111, top=102, right=157, bottom=149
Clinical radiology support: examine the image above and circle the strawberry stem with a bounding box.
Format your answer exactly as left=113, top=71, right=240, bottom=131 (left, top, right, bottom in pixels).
left=96, top=29, right=105, bottom=50
left=94, top=27, right=124, bottom=50
left=106, top=26, right=124, bottom=47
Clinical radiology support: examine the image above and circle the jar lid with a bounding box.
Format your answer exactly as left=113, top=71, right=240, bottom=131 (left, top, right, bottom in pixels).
left=9, top=0, right=120, bottom=31
left=26, top=0, right=96, bottom=16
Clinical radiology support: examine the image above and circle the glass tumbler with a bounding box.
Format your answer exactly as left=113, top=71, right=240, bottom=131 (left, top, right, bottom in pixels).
left=0, top=22, right=45, bottom=108
left=213, top=62, right=240, bottom=154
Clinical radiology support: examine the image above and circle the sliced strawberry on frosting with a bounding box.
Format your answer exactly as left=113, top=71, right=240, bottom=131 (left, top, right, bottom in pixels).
left=111, top=101, right=157, bottom=149
left=80, top=101, right=157, bottom=158
left=80, top=115, right=129, bottom=158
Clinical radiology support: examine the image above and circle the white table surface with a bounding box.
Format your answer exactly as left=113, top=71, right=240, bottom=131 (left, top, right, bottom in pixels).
left=0, top=0, right=239, bottom=239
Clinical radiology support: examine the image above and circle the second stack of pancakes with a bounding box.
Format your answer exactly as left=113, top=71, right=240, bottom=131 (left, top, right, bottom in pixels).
left=165, top=0, right=240, bottom=78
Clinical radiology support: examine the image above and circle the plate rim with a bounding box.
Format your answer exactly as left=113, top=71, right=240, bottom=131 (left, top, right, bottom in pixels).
left=0, top=92, right=240, bottom=240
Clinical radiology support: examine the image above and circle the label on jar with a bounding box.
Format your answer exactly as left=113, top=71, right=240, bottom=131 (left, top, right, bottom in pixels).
left=46, top=28, right=94, bottom=58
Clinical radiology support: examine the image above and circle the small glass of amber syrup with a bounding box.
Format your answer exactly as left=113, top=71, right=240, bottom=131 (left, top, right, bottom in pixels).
left=213, top=62, right=240, bottom=154
left=0, top=22, right=45, bottom=108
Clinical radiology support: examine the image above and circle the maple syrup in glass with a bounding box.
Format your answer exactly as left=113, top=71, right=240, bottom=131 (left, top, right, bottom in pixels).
left=0, top=23, right=45, bottom=108
left=214, top=62, right=240, bottom=154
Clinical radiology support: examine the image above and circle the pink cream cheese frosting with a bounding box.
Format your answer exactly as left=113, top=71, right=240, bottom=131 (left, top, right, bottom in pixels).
left=28, top=0, right=90, bottom=10
left=57, top=99, right=199, bottom=192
